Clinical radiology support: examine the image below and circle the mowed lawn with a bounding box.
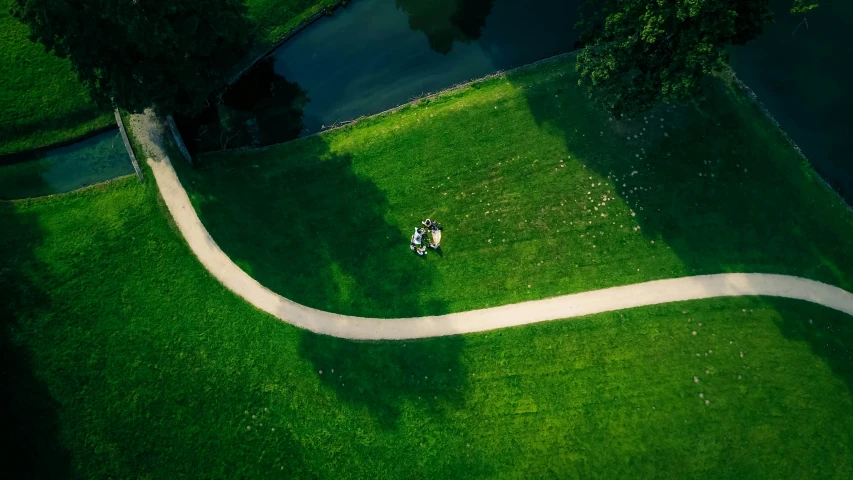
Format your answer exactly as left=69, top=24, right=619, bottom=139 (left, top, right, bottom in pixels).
left=177, top=54, right=853, bottom=318
left=2, top=173, right=853, bottom=478
left=0, top=0, right=114, bottom=155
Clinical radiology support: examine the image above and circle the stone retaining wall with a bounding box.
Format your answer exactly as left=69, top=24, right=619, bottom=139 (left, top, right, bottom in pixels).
left=114, top=109, right=144, bottom=183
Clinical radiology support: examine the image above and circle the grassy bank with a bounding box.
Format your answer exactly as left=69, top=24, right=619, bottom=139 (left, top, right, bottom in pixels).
left=248, top=0, right=341, bottom=48
left=233, top=0, right=341, bottom=78
left=0, top=0, right=113, bottom=156
left=178, top=54, right=853, bottom=318
left=1, top=0, right=331, bottom=156
left=2, top=173, right=852, bottom=477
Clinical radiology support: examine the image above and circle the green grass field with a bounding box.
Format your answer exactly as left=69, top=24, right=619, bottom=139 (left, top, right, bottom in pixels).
left=0, top=0, right=113, bottom=155
left=2, top=170, right=853, bottom=478
left=177, top=54, right=853, bottom=318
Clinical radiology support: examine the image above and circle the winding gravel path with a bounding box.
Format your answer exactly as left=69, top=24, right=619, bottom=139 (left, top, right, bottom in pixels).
left=145, top=152, right=853, bottom=339
left=134, top=111, right=853, bottom=339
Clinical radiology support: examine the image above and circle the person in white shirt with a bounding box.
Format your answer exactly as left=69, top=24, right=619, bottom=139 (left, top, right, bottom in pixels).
left=410, top=228, right=427, bottom=255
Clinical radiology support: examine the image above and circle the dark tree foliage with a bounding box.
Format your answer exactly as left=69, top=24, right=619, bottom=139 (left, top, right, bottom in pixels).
left=12, top=0, right=255, bottom=115
left=574, top=0, right=777, bottom=116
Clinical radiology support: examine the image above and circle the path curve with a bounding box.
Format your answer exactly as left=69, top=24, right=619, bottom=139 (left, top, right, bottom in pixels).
left=146, top=153, right=853, bottom=340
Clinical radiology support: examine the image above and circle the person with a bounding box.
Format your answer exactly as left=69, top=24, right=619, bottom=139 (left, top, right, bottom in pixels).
left=422, top=219, right=443, bottom=249
left=410, top=227, right=427, bottom=255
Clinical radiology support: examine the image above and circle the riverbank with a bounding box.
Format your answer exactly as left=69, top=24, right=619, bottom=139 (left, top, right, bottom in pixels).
left=0, top=0, right=335, bottom=157
left=226, top=0, right=344, bottom=85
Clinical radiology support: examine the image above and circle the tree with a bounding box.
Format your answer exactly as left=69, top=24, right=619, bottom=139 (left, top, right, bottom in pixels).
left=574, top=0, right=778, bottom=116
left=791, top=0, right=819, bottom=35
left=11, top=0, right=255, bottom=115
left=790, top=0, right=818, bottom=15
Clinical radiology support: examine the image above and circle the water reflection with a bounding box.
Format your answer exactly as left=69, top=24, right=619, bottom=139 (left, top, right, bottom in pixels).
left=396, top=0, right=496, bottom=54
left=177, top=57, right=308, bottom=153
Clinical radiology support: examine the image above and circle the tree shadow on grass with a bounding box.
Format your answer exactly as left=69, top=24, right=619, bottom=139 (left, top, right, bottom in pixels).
left=299, top=332, right=467, bottom=429
left=187, top=136, right=448, bottom=318
left=765, top=297, right=853, bottom=401
left=512, top=56, right=853, bottom=394
left=0, top=103, right=108, bottom=153
left=514, top=58, right=853, bottom=288
left=0, top=202, right=72, bottom=479
left=1, top=189, right=317, bottom=477
left=182, top=136, right=465, bottom=427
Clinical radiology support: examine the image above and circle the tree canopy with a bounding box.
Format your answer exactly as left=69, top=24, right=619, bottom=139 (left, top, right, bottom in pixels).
left=12, top=0, right=255, bottom=115
left=574, top=0, right=780, bottom=116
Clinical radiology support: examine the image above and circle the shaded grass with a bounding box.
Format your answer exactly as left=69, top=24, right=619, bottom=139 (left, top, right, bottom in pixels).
left=0, top=0, right=330, bottom=156
left=0, top=0, right=113, bottom=155
left=179, top=54, right=853, bottom=318
left=231, top=0, right=342, bottom=78
left=248, top=0, right=341, bottom=48
left=2, top=177, right=853, bottom=476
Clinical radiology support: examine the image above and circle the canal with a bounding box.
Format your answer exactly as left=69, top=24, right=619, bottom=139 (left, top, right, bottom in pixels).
left=0, top=129, right=133, bottom=200
left=177, top=0, right=579, bottom=151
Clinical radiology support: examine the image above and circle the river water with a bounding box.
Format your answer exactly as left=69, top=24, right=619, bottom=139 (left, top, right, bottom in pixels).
left=177, top=0, right=579, bottom=151
left=0, top=129, right=132, bottom=200
left=271, top=0, right=578, bottom=133
left=729, top=0, right=852, bottom=201
left=182, top=0, right=850, bottom=204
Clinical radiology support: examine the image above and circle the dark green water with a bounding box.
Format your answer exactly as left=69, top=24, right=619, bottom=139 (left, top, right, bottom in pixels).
left=179, top=0, right=578, bottom=152
left=0, top=130, right=133, bottom=200
left=730, top=0, right=852, bottom=202
left=181, top=0, right=850, bottom=204
left=271, top=0, right=577, bottom=133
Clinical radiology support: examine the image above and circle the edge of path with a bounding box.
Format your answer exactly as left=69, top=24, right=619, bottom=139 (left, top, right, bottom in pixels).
left=135, top=112, right=853, bottom=340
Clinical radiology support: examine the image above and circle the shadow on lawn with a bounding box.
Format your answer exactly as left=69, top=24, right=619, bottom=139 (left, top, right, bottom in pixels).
left=190, top=136, right=448, bottom=318
left=187, top=137, right=465, bottom=427
left=517, top=60, right=853, bottom=284
left=0, top=202, right=72, bottom=479
left=300, top=333, right=466, bottom=429
left=513, top=59, right=853, bottom=395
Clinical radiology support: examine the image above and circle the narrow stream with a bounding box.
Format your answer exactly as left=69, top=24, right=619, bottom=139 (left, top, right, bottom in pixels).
left=0, top=129, right=133, bottom=200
